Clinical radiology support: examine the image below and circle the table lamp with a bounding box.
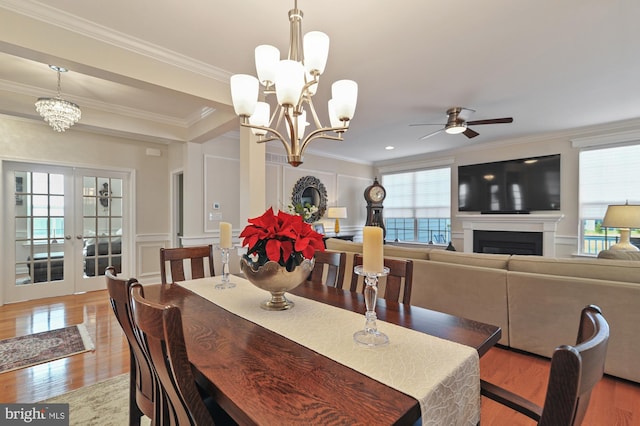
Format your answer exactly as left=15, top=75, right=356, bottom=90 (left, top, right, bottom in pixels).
left=602, top=202, right=640, bottom=251
left=327, top=207, right=347, bottom=235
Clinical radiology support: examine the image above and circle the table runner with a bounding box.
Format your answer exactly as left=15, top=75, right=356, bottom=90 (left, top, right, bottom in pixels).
left=179, top=276, right=480, bottom=425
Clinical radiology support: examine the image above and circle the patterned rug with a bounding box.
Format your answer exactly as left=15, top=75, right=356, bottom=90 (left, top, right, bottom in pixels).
left=0, top=324, right=94, bottom=373
left=41, top=374, right=150, bottom=426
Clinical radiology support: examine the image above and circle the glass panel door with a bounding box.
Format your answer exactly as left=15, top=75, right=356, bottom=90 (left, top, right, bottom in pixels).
left=76, top=172, right=126, bottom=292
left=8, top=165, right=74, bottom=302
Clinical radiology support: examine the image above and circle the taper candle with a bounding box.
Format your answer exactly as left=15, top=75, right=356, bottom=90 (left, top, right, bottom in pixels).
left=362, top=226, right=384, bottom=273
left=219, top=222, right=232, bottom=248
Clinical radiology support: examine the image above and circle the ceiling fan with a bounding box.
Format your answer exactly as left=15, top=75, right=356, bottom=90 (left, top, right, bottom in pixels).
left=410, top=107, right=513, bottom=140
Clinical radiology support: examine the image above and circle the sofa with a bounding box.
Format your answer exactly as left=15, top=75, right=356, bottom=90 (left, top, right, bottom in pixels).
left=84, top=237, right=121, bottom=276
left=324, top=238, right=640, bottom=384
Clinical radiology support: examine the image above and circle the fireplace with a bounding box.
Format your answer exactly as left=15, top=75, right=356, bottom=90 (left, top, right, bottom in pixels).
left=459, top=213, right=564, bottom=257
left=474, top=230, right=543, bottom=255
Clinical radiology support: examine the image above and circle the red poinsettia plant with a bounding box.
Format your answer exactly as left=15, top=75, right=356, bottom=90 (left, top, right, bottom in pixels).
left=240, top=207, right=325, bottom=271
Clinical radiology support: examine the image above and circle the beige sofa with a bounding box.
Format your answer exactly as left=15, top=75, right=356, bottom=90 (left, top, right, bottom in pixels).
left=324, top=239, right=640, bottom=384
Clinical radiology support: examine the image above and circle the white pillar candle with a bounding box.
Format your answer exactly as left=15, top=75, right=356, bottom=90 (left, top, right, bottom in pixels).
left=219, top=222, right=232, bottom=249
left=363, top=226, right=384, bottom=273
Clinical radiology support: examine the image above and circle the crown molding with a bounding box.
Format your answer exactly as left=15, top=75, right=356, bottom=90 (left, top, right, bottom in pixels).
left=0, top=0, right=232, bottom=82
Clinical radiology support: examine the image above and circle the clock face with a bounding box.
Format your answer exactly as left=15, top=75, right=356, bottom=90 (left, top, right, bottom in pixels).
left=369, top=186, right=385, bottom=202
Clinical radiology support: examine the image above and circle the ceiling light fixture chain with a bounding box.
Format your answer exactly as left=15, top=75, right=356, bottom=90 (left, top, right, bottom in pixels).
left=230, top=0, right=358, bottom=167
left=35, top=65, right=81, bottom=132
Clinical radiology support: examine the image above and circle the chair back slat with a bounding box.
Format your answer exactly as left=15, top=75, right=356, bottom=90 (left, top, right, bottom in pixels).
left=160, top=245, right=215, bottom=284
left=350, top=255, right=413, bottom=305
left=307, top=251, right=346, bottom=288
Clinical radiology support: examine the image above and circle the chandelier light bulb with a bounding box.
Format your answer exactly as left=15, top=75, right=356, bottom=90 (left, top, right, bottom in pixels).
left=249, top=102, right=270, bottom=136
left=303, top=31, right=329, bottom=75
left=331, top=80, right=358, bottom=121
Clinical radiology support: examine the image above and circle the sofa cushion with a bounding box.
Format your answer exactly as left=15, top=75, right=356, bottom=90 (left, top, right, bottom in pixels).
left=325, top=238, right=362, bottom=253
left=508, top=255, right=640, bottom=284
left=383, top=244, right=430, bottom=260
left=428, top=250, right=510, bottom=269
left=597, top=249, right=640, bottom=261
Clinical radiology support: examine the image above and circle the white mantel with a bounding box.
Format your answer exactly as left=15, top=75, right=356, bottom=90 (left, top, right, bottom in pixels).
left=458, top=214, right=564, bottom=257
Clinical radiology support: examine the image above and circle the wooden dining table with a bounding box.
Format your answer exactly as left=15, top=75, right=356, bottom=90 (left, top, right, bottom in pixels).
left=143, top=279, right=501, bottom=425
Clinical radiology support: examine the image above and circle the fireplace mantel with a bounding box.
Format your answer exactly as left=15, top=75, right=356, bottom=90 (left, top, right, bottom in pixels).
left=458, top=214, right=564, bottom=257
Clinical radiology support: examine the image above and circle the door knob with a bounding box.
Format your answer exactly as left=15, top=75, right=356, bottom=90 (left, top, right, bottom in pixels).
left=65, top=235, right=72, bottom=240
left=76, top=235, right=83, bottom=240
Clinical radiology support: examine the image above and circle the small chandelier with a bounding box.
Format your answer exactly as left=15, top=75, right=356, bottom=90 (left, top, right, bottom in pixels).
left=230, top=0, right=358, bottom=167
left=35, top=65, right=81, bottom=132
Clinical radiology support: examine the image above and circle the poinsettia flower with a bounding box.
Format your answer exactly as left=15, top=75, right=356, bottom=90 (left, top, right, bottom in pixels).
left=240, top=207, right=325, bottom=267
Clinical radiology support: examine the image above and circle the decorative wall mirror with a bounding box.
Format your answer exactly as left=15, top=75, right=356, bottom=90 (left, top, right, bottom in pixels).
left=291, top=176, right=327, bottom=223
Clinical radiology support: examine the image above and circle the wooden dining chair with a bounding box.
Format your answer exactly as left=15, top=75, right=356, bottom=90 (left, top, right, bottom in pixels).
left=481, top=304, right=610, bottom=426
left=306, top=250, right=346, bottom=288
left=350, top=254, right=414, bottom=305
left=105, top=266, right=160, bottom=426
left=130, top=283, right=236, bottom=426
left=160, top=245, right=215, bottom=284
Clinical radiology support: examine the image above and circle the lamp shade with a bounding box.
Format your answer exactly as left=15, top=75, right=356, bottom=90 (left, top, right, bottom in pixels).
left=275, top=60, right=305, bottom=106
left=327, top=207, right=347, bottom=219
left=255, top=45, right=280, bottom=87
left=249, top=102, right=270, bottom=136
left=602, top=203, right=640, bottom=229
left=230, top=74, right=259, bottom=117
left=331, top=80, right=358, bottom=121
left=303, top=31, right=329, bottom=75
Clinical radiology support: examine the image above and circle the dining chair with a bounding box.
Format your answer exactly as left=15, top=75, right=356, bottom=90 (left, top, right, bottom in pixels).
left=160, top=245, right=215, bottom=284
left=105, top=266, right=160, bottom=426
left=350, top=254, right=414, bottom=305
left=306, top=250, right=346, bottom=288
left=481, top=304, right=610, bottom=426
left=130, top=283, right=236, bottom=426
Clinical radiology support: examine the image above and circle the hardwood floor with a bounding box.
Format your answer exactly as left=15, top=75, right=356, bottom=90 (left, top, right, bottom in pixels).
left=1, top=290, right=639, bottom=425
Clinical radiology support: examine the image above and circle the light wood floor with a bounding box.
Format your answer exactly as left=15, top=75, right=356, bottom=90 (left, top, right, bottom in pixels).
left=1, top=290, right=639, bottom=425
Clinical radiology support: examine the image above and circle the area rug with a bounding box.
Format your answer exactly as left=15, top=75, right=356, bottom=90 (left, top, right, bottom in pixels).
left=0, top=324, right=94, bottom=373
left=41, top=374, right=150, bottom=426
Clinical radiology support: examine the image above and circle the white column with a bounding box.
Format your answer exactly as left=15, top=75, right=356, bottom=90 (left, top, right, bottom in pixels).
left=239, top=126, right=266, bottom=222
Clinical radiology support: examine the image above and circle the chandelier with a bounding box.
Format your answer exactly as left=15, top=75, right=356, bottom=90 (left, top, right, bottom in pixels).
left=230, top=0, right=358, bottom=167
left=35, top=65, right=81, bottom=132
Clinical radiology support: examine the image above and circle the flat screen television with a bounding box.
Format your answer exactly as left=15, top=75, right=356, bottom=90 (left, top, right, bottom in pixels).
left=458, top=154, right=560, bottom=213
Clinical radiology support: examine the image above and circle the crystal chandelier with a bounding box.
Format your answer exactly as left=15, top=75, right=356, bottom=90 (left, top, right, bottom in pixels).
left=35, top=65, right=81, bottom=132
left=230, top=0, right=358, bottom=167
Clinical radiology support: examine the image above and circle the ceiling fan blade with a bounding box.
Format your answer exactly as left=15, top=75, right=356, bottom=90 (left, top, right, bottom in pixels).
left=409, top=123, right=444, bottom=127
left=463, top=128, right=480, bottom=139
left=419, top=128, right=444, bottom=140
left=467, top=117, right=513, bottom=126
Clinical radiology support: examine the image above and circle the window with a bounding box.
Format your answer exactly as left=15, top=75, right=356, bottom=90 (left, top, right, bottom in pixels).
left=579, top=144, right=640, bottom=254
left=382, top=167, right=451, bottom=243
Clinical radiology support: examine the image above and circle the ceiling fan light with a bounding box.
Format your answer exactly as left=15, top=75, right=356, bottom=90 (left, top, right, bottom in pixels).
left=230, top=74, right=259, bottom=117
left=275, top=60, right=305, bottom=106
left=331, top=79, right=358, bottom=121
left=255, top=45, right=280, bottom=87
left=445, top=123, right=467, bottom=134
left=303, top=31, right=329, bottom=75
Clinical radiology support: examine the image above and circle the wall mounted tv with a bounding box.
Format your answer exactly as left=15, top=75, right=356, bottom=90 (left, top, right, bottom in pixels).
left=458, top=154, right=560, bottom=213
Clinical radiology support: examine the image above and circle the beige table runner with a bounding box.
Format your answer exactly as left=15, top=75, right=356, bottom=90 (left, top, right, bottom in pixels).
left=179, top=276, right=480, bottom=425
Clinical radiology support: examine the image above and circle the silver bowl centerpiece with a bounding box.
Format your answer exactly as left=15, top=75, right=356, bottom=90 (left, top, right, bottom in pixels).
left=240, top=257, right=315, bottom=310
left=238, top=207, right=325, bottom=311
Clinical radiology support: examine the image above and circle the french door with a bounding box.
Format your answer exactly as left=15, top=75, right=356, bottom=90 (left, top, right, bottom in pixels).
left=4, top=162, right=129, bottom=303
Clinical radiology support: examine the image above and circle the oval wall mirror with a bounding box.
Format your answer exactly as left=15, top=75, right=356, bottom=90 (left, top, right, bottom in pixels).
left=291, top=176, right=327, bottom=223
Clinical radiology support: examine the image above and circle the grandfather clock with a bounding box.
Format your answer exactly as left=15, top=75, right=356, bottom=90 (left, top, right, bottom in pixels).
left=364, top=177, right=386, bottom=238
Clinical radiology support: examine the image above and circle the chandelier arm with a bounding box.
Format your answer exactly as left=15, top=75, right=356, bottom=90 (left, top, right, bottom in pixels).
left=239, top=122, right=292, bottom=157
left=299, top=128, right=345, bottom=153
left=305, top=96, right=324, bottom=129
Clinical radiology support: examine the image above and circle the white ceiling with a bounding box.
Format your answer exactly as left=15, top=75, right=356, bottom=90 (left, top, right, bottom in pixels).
left=1, top=0, right=640, bottom=164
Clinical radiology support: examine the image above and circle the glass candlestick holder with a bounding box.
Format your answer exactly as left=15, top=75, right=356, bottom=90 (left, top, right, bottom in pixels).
left=215, top=246, right=236, bottom=290
left=353, top=265, right=390, bottom=347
